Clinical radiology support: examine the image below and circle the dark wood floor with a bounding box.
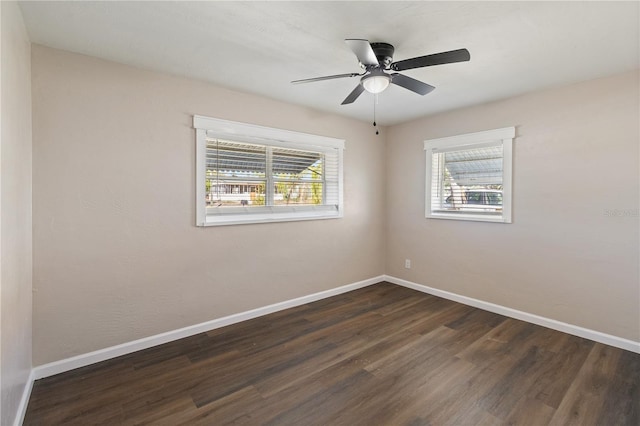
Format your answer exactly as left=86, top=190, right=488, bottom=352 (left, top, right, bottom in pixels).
left=25, top=282, right=639, bottom=425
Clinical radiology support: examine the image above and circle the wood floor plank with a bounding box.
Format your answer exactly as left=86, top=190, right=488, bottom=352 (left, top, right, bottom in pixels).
left=416, top=353, right=523, bottom=424
left=503, top=396, right=556, bottom=426
left=595, top=348, right=640, bottom=425
left=480, top=345, right=557, bottom=418
left=24, top=282, right=640, bottom=425
left=455, top=318, right=541, bottom=367
left=549, top=343, right=624, bottom=426
left=526, top=334, right=594, bottom=409
left=261, top=369, right=377, bottom=426
left=348, top=348, right=477, bottom=425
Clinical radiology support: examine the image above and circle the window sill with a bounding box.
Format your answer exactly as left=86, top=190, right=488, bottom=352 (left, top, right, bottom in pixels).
left=427, top=212, right=510, bottom=224
left=199, top=208, right=342, bottom=227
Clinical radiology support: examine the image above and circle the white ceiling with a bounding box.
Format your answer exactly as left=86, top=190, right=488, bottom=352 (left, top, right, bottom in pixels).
left=19, top=1, right=640, bottom=126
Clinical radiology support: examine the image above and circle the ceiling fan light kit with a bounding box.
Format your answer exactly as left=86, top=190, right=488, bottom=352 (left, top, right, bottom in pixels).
left=362, top=73, right=390, bottom=94
left=292, top=39, right=470, bottom=105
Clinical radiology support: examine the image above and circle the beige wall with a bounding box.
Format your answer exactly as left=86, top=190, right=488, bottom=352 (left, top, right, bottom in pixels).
left=31, top=45, right=386, bottom=365
left=386, top=71, right=640, bottom=341
left=1, top=2, right=33, bottom=424
left=30, top=43, right=639, bottom=367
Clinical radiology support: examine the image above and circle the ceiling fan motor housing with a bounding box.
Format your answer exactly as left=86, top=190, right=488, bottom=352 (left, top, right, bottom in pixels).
left=370, top=42, right=395, bottom=68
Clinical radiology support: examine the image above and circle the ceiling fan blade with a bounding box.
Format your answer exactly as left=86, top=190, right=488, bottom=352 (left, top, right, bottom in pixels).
left=341, top=84, right=365, bottom=105
left=391, top=73, right=435, bottom=95
left=391, top=48, right=470, bottom=72
left=291, top=72, right=360, bottom=84
left=345, top=39, right=379, bottom=66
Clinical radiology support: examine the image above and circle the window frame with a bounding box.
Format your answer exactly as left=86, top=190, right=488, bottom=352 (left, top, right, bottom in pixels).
left=424, top=127, right=515, bottom=224
left=194, top=115, right=344, bottom=227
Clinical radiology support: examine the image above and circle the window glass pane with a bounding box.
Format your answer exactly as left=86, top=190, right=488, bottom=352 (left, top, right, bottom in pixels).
left=431, top=145, right=503, bottom=216
left=274, top=182, right=324, bottom=205
left=206, top=182, right=266, bottom=207
left=206, top=140, right=266, bottom=208
left=466, top=192, right=483, bottom=204
left=205, top=140, right=332, bottom=209
left=207, top=140, right=266, bottom=178
left=486, top=192, right=502, bottom=205
left=272, top=147, right=323, bottom=180
left=272, top=147, right=324, bottom=206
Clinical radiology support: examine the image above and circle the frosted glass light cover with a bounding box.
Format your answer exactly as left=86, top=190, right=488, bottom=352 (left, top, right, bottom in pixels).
left=362, top=75, right=390, bottom=94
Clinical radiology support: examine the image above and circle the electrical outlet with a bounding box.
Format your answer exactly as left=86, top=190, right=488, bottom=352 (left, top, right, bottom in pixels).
left=405, top=259, right=411, bottom=269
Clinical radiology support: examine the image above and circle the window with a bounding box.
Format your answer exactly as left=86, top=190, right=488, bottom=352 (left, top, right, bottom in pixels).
left=424, top=127, right=515, bottom=223
left=194, top=115, right=344, bottom=226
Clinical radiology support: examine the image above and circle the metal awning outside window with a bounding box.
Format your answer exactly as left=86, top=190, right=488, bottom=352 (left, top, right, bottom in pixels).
left=443, top=145, right=503, bottom=185
left=206, top=139, right=321, bottom=175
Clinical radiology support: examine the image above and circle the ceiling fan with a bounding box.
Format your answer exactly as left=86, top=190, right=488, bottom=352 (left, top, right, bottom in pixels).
left=292, top=39, right=470, bottom=105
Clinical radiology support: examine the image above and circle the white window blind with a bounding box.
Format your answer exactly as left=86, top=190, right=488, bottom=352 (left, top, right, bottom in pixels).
left=425, top=127, right=515, bottom=223
left=194, top=115, right=344, bottom=226
left=205, top=139, right=339, bottom=211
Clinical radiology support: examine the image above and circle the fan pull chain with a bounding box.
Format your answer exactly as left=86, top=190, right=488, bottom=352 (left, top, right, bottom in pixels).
left=373, top=94, right=379, bottom=135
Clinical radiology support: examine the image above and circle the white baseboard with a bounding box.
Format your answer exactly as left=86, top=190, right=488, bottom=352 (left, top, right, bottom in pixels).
left=14, top=369, right=35, bottom=426
left=32, top=275, right=383, bottom=380
left=28, top=273, right=640, bottom=386
left=384, top=275, right=640, bottom=354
